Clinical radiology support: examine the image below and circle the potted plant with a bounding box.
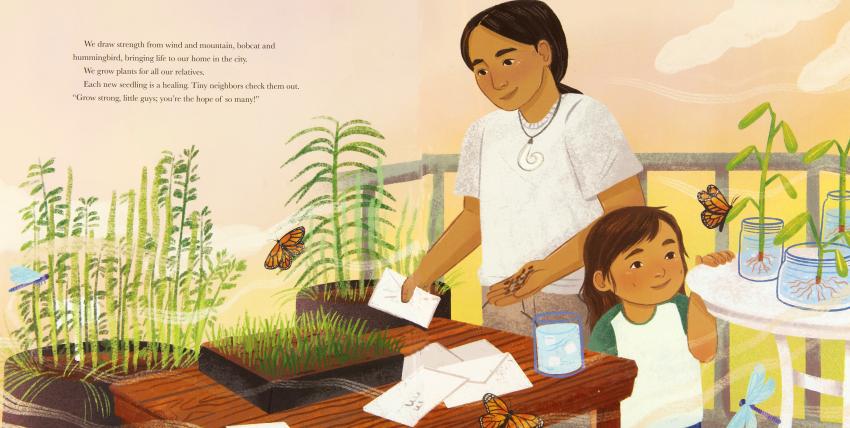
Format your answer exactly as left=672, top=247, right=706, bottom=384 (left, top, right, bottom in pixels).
left=279, top=116, right=452, bottom=329
left=3, top=149, right=246, bottom=427
left=803, top=138, right=850, bottom=240
left=725, top=102, right=798, bottom=281
left=773, top=212, right=850, bottom=311
left=199, top=309, right=403, bottom=413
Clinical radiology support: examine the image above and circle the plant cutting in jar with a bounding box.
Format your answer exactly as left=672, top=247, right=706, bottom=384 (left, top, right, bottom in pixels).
left=773, top=212, right=850, bottom=303
left=724, top=102, right=798, bottom=278
left=803, top=137, right=850, bottom=239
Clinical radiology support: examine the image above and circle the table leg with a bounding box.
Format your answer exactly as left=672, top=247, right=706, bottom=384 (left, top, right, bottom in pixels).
left=775, top=335, right=793, bottom=428
left=843, top=340, right=850, bottom=428
left=593, top=403, right=620, bottom=428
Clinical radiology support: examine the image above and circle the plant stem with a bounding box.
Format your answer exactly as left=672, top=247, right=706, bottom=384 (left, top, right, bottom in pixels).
left=38, top=165, right=60, bottom=365
left=31, top=204, right=43, bottom=365
left=840, top=146, right=848, bottom=233
left=331, top=123, right=345, bottom=288
left=757, top=112, right=779, bottom=258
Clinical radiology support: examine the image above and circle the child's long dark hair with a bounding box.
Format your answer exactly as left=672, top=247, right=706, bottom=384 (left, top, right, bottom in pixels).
left=579, top=206, right=689, bottom=330
left=460, top=0, right=582, bottom=95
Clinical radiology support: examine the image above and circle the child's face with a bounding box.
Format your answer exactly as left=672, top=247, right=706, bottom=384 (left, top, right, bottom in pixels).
left=594, top=221, right=686, bottom=307
left=466, top=25, right=550, bottom=111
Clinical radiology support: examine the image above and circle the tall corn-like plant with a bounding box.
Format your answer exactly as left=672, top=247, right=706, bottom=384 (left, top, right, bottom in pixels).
left=282, top=117, right=396, bottom=298
left=725, top=102, right=798, bottom=272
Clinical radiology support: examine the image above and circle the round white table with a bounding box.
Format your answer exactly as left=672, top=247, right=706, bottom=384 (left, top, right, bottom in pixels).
left=687, top=258, right=850, bottom=427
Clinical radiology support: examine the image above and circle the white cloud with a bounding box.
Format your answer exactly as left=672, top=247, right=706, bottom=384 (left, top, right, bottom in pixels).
left=798, top=21, right=850, bottom=91
left=656, top=0, right=839, bottom=74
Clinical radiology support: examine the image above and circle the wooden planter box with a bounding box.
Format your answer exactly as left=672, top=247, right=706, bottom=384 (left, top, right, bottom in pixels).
left=198, top=341, right=404, bottom=413
left=296, top=280, right=452, bottom=331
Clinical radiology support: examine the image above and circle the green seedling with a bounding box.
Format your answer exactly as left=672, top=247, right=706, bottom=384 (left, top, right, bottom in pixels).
left=725, top=102, right=799, bottom=275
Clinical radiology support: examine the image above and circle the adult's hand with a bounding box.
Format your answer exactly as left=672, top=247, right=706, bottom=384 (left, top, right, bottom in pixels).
left=486, top=260, right=551, bottom=306
left=401, top=275, right=426, bottom=303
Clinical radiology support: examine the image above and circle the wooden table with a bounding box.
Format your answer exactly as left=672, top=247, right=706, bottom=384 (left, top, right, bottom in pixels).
left=688, top=260, right=850, bottom=427
left=112, top=318, right=636, bottom=427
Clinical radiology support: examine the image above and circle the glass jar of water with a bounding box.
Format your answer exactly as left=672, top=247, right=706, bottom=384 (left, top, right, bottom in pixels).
left=738, top=217, right=784, bottom=282
left=821, top=190, right=850, bottom=242
left=532, top=311, right=584, bottom=378
left=777, top=242, right=850, bottom=311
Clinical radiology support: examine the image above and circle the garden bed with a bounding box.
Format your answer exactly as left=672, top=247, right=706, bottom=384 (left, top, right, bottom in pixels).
left=199, top=310, right=404, bottom=413
left=2, top=341, right=185, bottom=427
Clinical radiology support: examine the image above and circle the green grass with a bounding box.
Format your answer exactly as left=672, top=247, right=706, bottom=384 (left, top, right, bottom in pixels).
left=208, top=309, right=401, bottom=379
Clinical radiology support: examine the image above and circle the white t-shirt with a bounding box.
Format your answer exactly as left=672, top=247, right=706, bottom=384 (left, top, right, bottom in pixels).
left=454, top=93, right=643, bottom=294
left=588, top=295, right=704, bottom=427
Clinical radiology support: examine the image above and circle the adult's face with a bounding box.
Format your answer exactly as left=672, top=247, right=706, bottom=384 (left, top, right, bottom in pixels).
left=467, top=25, right=551, bottom=111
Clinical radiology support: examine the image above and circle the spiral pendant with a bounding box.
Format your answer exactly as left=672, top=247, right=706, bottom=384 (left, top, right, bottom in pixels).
left=517, top=138, right=544, bottom=171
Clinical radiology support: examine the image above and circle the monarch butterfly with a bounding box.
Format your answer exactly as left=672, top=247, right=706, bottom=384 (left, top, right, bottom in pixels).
left=698, top=184, right=737, bottom=232
left=479, top=393, right=543, bottom=428
left=264, top=226, right=306, bottom=270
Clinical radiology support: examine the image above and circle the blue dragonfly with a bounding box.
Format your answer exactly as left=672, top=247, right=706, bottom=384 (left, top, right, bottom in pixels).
left=728, top=364, right=781, bottom=428
left=8, top=265, right=48, bottom=292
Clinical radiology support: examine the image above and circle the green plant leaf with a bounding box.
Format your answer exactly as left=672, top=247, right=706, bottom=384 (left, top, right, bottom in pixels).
left=340, top=119, right=370, bottom=130
left=774, top=212, right=809, bottom=245
left=738, top=102, right=770, bottom=129
left=286, top=127, right=333, bottom=144
left=338, top=125, right=384, bottom=140
left=337, top=161, right=376, bottom=173
left=726, top=146, right=757, bottom=171
left=725, top=197, right=754, bottom=224
left=835, top=249, right=848, bottom=277
left=777, top=174, right=797, bottom=199
left=779, top=121, right=797, bottom=153
left=803, top=140, right=836, bottom=164
left=281, top=139, right=334, bottom=168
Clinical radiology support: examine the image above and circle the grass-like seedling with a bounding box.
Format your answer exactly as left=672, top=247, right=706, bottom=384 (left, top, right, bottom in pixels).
left=207, top=309, right=401, bottom=379
left=725, top=101, right=799, bottom=274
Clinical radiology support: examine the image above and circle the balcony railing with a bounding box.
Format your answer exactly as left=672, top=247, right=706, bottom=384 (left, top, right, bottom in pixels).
left=346, top=152, right=842, bottom=423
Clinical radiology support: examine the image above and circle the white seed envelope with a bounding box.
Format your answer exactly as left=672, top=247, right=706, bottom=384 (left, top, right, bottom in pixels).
left=363, top=367, right=467, bottom=427
left=367, top=268, right=441, bottom=328
left=371, top=339, right=533, bottom=425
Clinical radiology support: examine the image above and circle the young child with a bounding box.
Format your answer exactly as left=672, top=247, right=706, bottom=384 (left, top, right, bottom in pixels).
left=581, top=206, right=732, bottom=428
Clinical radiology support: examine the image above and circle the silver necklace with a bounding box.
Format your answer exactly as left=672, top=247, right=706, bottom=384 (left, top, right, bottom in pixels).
left=517, top=95, right=561, bottom=171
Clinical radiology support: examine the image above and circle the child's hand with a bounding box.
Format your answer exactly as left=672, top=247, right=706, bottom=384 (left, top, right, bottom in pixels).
left=694, top=250, right=735, bottom=267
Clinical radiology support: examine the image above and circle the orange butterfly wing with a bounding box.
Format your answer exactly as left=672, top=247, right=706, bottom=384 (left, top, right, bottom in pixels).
left=264, top=243, right=283, bottom=270
left=483, top=393, right=510, bottom=414
left=264, top=226, right=305, bottom=270
left=480, top=413, right=509, bottom=428
left=697, top=184, right=731, bottom=213
left=507, top=414, right=545, bottom=428
left=697, top=184, right=733, bottom=232
left=480, top=393, right=543, bottom=428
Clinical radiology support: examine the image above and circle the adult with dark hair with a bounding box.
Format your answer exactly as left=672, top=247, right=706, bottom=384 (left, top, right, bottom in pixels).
left=401, top=0, right=644, bottom=338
